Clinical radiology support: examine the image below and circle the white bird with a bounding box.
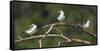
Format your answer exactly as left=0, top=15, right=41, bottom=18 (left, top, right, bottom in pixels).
left=25, top=24, right=37, bottom=36
left=83, top=20, right=90, bottom=28
left=57, top=10, right=65, bottom=23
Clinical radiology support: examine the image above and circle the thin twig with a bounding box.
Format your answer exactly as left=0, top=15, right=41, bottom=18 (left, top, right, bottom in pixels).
left=58, top=41, right=61, bottom=47
left=39, top=39, right=42, bottom=48
left=72, top=38, right=91, bottom=44
left=54, top=27, right=71, bottom=42
left=54, top=27, right=63, bottom=35
left=42, top=22, right=76, bottom=28
left=61, top=35, right=71, bottom=42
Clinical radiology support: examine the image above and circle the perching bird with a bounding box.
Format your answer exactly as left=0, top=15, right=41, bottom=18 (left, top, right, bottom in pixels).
left=57, top=10, right=65, bottom=23
left=83, top=20, right=90, bottom=28
left=25, top=24, right=37, bottom=36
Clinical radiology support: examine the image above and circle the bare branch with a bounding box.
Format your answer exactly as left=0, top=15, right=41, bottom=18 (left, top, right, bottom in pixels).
left=15, top=34, right=92, bottom=46
left=39, top=39, right=42, bottom=48
left=15, top=22, right=95, bottom=48
left=54, top=27, right=63, bottom=35
left=43, top=22, right=96, bottom=37
left=15, top=34, right=61, bottom=43
left=41, top=23, right=58, bottom=40
left=72, top=38, right=91, bottom=44
left=53, top=27, right=71, bottom=42
left=58, top=41, right=61, bottom=47
left=15, top=34, right=70, bottom=43
left=78, top=24, right=96, bottom=37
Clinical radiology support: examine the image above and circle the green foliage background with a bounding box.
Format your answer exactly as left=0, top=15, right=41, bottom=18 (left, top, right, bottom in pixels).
left=14, top=2, right=97, bottom=49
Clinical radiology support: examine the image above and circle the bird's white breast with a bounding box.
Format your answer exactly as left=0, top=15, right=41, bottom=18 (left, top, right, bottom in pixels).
left=83, top=20, right=90, bottom=28
left=25, top=24, right=37, bottom=34
left=57, top=10, right=65, bottom=22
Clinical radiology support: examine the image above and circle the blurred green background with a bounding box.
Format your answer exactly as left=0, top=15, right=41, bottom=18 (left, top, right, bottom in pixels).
left=14, top=2, right=97, bottom=49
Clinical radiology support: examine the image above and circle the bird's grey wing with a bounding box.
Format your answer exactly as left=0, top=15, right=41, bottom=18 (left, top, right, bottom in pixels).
left=25, top=25, right=33, bottom=30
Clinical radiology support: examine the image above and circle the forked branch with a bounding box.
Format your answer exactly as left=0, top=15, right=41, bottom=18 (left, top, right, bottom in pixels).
left=15, top=22, right=95, bottom=48
left=43, top=22, right=96, bottom=37
left=15, top=34, right=71, bottom=43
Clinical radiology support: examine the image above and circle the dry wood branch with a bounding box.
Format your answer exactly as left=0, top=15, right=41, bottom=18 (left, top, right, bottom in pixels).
left=15, top=34, right=91, bottom=44
left=62, top=35, right=71, bottom=42
left=53, top=27, right=71, bottom=42
left=78, top=24, right=96, bottom=37
left=15, top=34, right=91, bottom=48
left=72, top=38, right=91, bottom=44
left=43, top=22, right=96, bottom=37
left=42, top=22, right=76, bottom=28
left=58, top=41, right=61, bottom=47
left=39, top=39, right=42, bottom=48
left=41, top=23, right=62, bottom=41
left=42, top=24, right=56, bottom=39
left=54, top=27, right=63, bottom=35
left=15, top=34, right=71, bottom=43
left=57, top=39, right=91, bottom=46
left=15, top=22, right=95, bottom=48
